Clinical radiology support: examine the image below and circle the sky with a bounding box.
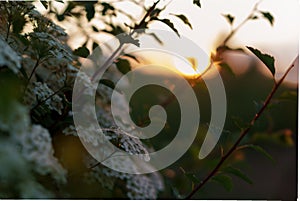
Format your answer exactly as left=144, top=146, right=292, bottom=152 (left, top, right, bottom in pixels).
left=36, top=0, right=299, bottom=83
left=106, top=0, right=299, bottom=83
left=149, top=0, right=299, bottom=80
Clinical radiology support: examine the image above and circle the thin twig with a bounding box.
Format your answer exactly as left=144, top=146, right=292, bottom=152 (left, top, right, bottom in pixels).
left=5, top=21, right=11, bottom=41
left=222, top=1, right=261, bottom=46
left=23, top=58, right=41, bottom=96
left=74, top=1, right=161, bottom=102
left=185, top=59, right=296, bottom=199
left=30, top=86, right=66, bottom=112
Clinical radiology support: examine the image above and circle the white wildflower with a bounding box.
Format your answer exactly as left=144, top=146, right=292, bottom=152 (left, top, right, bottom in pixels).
left=62, top=125, right=77, bottom=136
left=13, top=125, right=67, bottom=184
left=33, top=82, right=63, bottom=115
left=0, top=37, right=21, bottom=74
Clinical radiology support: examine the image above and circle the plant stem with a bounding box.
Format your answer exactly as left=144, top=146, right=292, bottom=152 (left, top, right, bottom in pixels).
left=185, top=60, right=296, bottom=199
left=5, top=21, right=11, bottom=41
left=74, top=1, right=161, bottom=102
left=28, top=58, right=40, bottom=83
left=222, top=1, right=260, bottom=46
left=30, top=86, right=66, bottom=112
left=23, top=58, right=40, bottom=96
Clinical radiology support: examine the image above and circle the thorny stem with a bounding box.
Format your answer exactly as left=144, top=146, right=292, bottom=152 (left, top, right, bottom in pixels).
left=185, top=59, right=296, bottom=199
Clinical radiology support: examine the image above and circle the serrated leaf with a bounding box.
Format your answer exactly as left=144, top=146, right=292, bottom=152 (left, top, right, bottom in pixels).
left=246, top=46, right=275, bottom=76
left=246, top=144, right=274, bottom=162
left=73, top=46, right=90, bottom=58
left=99, top=79, right=115, bottom=90
left=260, top=11, right=274, bottom=26
left=116, top=58, right=131, bottom=74
left=223, top=14, right=235, bottom=25
left=211, top=174, right=233, bottom=191
left=171, top=14, right=193, bottom=29
left=153, top=18, right=180, bottom=37
left=118, top=34, right=140, bottom=47
left=185, top=173, right=200, bottom=184
left=223, top=166, right=253, bottom=184
left=193, top=0, right=201, bottom=8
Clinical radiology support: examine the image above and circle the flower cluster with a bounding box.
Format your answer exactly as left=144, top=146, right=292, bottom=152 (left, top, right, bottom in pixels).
left=0, top=37, right=21, bottom=74
left=32, top=82, right=63, bottom=115
left=13, top=125, right=67, bottom=184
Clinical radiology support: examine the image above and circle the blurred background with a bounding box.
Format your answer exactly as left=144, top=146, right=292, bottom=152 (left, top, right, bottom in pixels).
left=0, top=0, right=298, bottom=199
left=43, top=0, right=298, bottom=199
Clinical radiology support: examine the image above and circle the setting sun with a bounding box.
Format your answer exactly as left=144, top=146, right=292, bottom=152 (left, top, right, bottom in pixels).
left=171, top=56, right=202, bottom=77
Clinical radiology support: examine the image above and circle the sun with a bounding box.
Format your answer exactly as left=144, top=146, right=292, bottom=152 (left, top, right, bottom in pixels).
left=171, top=56, right=202, bottom=77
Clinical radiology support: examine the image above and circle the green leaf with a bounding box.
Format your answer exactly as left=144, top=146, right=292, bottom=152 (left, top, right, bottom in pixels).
left=118, top=34, right=140, bottom=47
left=193, top=0, right=201, bottom=8
left=73, top=46, right=90, bottom=58
left=153, top=18, right=180, bottom=37
left=12, top=14, right=27, bottom=34
left=40, top=0, right=48, bottom=9
left=223, top=14, right=235, bottom=25
left=171, top=14, right=193, bottom=29
left=211, top=174, right=233, bottom=191
left=246, top=46, right=275, bottom=76
left=99, top=79, right=115, bottom=90
left=185, top=173, right=200, bottom=184
left=223, top=166, right=253, bottom=184
left=260, top=11, right=274, bottom=26
left=92, top=42, right=99, bottom=50
left=85, top=2, right=96, bottom=21
left=219, top=62, right=235, bottom=77
left=150, top=8, right=163, bottom=18
left=148, top=32, right=163, bottom=45
left=101, top=2, right=115, bottom=16
left=116, top=59, right=131, bottom=74
left=92, top=26, right=99, bottom=32
left=245, top=144, right=275, bottom=162
left=123, top=54, right=139, bottom=63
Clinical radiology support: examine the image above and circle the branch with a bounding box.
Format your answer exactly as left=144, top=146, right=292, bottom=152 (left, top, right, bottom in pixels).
left=221, top=1, right=261, bottom=46
left=73, top=1, right=161, bottom=102
left=185, top=58, right=296, bottom=199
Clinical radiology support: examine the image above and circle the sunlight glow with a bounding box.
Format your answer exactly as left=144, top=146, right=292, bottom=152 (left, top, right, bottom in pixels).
left=171, top=56, right=202, bottom=77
